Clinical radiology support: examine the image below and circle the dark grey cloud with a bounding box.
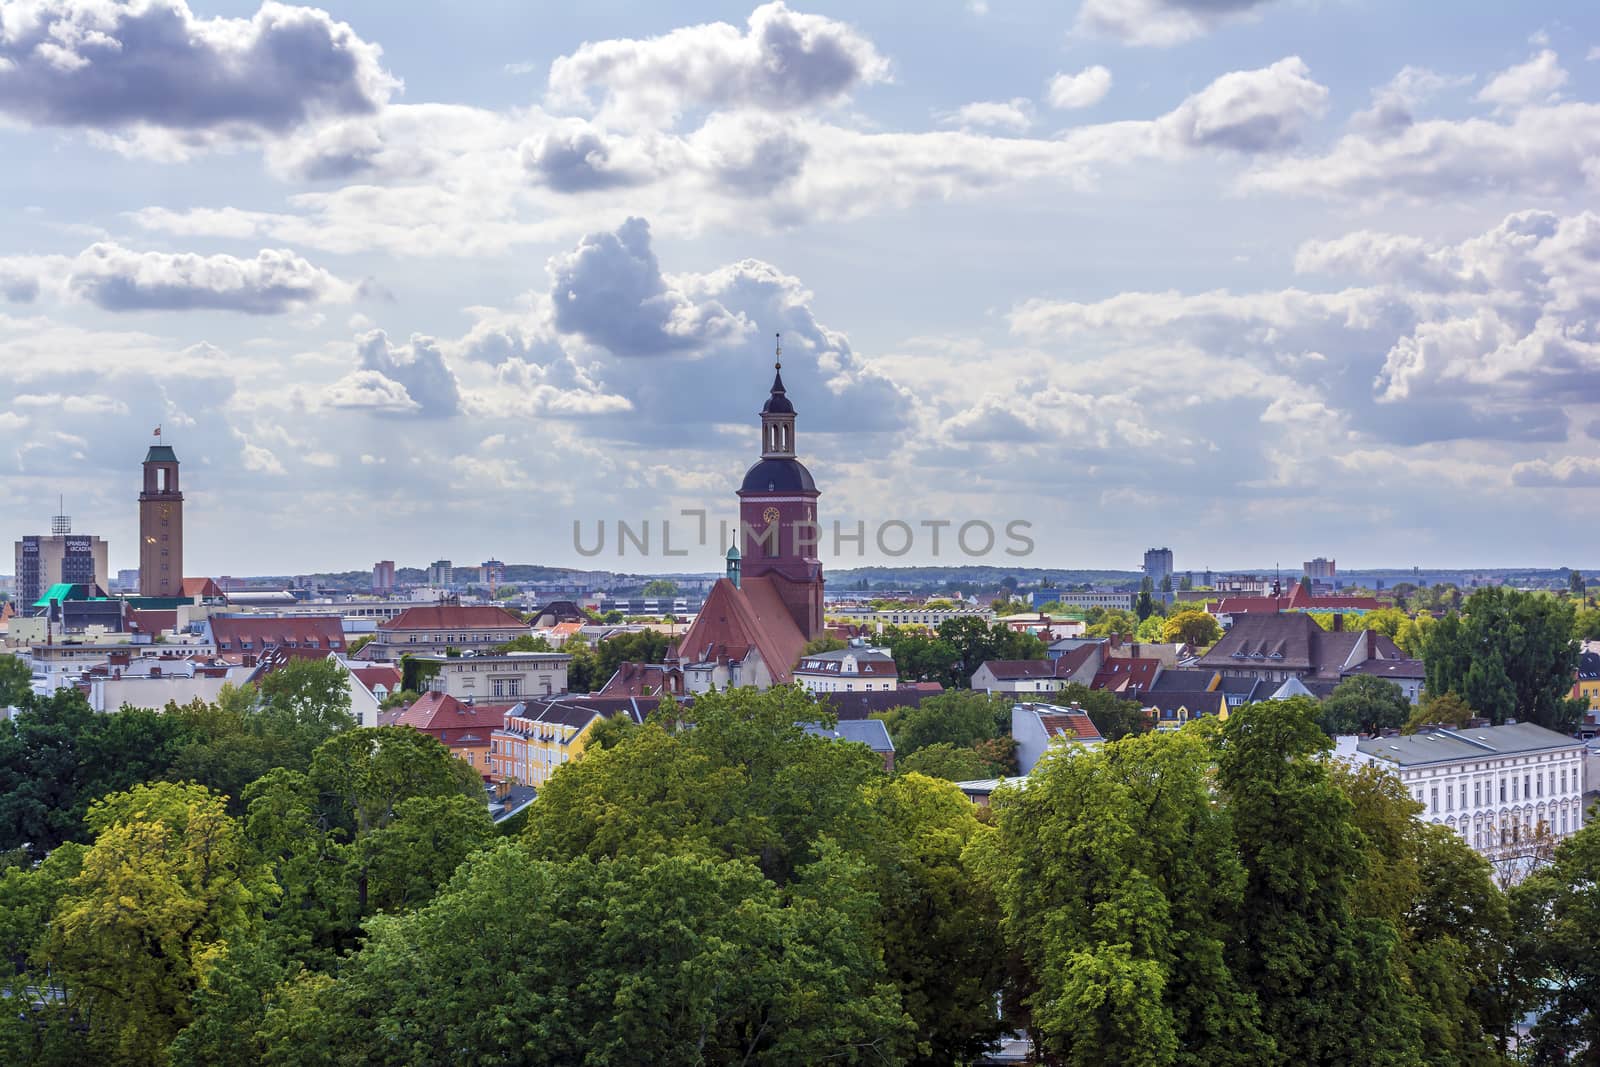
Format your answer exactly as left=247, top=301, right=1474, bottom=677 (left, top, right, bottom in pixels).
left=0, top=0, right=396, bottom=133
left=548, top=217, right=741, bottom=356
left=66, top=243, right=346, bottom=314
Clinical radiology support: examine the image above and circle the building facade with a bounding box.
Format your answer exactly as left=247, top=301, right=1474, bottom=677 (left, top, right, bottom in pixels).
left=1143, top=548, right=1174, bottom=586
left=367, top=604, right=528, bottom=658
left=418, top=651, right=571, bottom=701
left=793, top=647, right=898, bottom=693
left=428, top=560, right=453, bottom=588
left=14, top=522, right=110, bottom=606
left=1355, top=723, right=1587, bottom=853
left=1304, top=557, right=1337, bottom=580
left=372, top=560, right=395, bottom=594
left=138, top=441, right=184, bottom=598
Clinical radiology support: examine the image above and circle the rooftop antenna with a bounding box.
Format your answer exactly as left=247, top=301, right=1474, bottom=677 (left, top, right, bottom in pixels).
left=774, top=331, right=782, bottom=372
left=51, top=494, right=70, bottom=536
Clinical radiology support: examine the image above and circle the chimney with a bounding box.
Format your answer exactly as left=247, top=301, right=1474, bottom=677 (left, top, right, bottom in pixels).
left=149, top=665, right=161, bottom=678
left=1331, top=613, right=1344, bottom=632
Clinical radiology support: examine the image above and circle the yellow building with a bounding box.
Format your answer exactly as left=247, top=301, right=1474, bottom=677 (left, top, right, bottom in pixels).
left=490, top=697, right=650, bottom=788
left=1574, top=651, right=1600, bottom=712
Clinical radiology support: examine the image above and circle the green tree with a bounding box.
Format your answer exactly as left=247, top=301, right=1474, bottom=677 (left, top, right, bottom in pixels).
left=642, top=578, right=679, bottom=597
left=1422, top=588, right=1583, bottom=730
left=884, top=689, right=1011, bottom=759
left=1085, top=608, right=1139, bottom=638
left=1353, top=607, right=1409, bottom=639
left=1569, top=569, right=1586, bottom=598
left=493, top=633, right=553, bottom=653
left=1402, top=692, right=1478, bottom=734
left=564, top=636, right=599, bottom=693
left=1575, top=606, right=1600, bottom=641
left=0, top=690, right=198, bottom=852
left=1317, top=675, right=1412, bottom=736
left=866, top=774, right=1007, bottom=1064
left=1161, top=609, right=1222, bottom=647
left=1512, top=821, right=1600, bottom=1061
left=360, top=793, right=495, bottom=914
left=594, top=629, right=672, bottom=684
left=346, top=634, right=376, bottom=655
left=898, top=742, right=1005, bottom=781
left=44, top=783, right=268, bottom=1065
left=1394, top=612, right=1435, bottom=657
left=802, top=635, right=848, bottom=655
left=1136, top=576, right=1156, bottom=621
left=976, top=728, right=1272, bottom=1066
left=1215, top=698, right=1419, bottom=1064
left=881, top=627, right=961, bottom=688
left=258, top=845, right=914, bottom=1066
left=934, top=616, right=1046, bottom=688
left=1135, top=613, right=1166, bottom=641
left=0, top=652, right=29, bottom=709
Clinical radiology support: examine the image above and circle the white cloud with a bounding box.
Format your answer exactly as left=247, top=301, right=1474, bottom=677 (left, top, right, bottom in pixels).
left=1047, top=66, right=1112, bottom=110
left=936, top=98, right=1033, bottom=132
left=546, top=2, right=889, bottom=126
left=128, top=56, right=1330, bottom=257
left=66, top=243, right=350, bottom=313
left=1349, top=66, right=1472, bottom=134
left=1076, top=0, right=1278, bottom=47
left=347, top=331, right=460, bottom=417
left=1244, top=100, right=1600, bottom=200
left=1477, top=49, right=1568, bottom=109
left=325, top=369, right=420, bottom=413
left=1512, top=455, right=1600, bottom=487
left=0, top=0, right=397, bottom=141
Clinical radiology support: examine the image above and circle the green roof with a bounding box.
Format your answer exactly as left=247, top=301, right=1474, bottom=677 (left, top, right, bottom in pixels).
left=32, top=583, right=110, bottom=608
left=145, top=444, right=179, bottom=463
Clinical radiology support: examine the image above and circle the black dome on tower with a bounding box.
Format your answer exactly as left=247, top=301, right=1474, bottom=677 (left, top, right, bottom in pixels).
left=761, top=366, right=795, bottom=414
left=740, top=457, right=816, bottom=493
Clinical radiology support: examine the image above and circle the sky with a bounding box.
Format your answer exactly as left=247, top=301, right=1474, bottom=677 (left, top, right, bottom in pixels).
left=3, top=0, right=1600, bottom=577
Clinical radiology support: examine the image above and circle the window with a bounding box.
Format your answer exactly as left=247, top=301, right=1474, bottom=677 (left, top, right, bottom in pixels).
left=1430, top=786, right=1439, bottom=814
left=1474, top=780, right=1482, bottom=807
left=1500, top=778, right=1506, bottom=803
left=1445, top=786, right=1453, bottom=812
left=1538, top=774, right=1545, bottom=798
left=1525, top=773, right=1531, bottom=799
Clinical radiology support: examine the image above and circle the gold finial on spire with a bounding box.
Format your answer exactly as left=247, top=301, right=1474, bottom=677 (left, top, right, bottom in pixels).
left=775, top=332, right=782, bottom=370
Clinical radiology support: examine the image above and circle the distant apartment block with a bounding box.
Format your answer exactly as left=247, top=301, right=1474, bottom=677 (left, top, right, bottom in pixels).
left=1143, top=547, right=1174, bottom=586
left=372, top=560, right=395, bottom=594
left=14, top=511, right=109, bottom=606
left=1304, top=557, right=1337, bottom=580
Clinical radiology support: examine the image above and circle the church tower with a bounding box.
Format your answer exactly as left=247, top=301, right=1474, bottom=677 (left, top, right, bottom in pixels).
left=737, top=336, right=824, bottom=639
left=138, top=436, right=183, bottom=597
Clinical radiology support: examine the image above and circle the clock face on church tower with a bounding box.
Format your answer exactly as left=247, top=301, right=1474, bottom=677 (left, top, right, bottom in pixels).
left=762, top=506, right=780, bottom=525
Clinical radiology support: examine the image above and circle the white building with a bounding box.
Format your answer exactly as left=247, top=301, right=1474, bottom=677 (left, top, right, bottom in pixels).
left=1012, top=702, right=1104, bottom=776
left=793, top=646, right=898, bottom=693
left=416, top=651, right=571, bottom=702
left=1355, top=723, right=1586, bottom=852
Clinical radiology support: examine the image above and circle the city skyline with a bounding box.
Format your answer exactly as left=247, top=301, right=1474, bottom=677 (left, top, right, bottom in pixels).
left=4, top=1, right=1600, bottom=573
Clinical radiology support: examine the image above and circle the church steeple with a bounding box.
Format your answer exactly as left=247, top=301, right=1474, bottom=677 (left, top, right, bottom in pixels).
left=760, top=333, right=796, bottom=458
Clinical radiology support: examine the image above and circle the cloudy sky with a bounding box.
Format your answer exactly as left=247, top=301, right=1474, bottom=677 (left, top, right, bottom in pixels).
left=3, top=0, right=1599, bottom=577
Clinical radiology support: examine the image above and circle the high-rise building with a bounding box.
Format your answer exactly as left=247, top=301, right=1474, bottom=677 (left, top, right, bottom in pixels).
left=428, top=560, right=453, bottom=588
left=1304, top=557, right=1337, bottom=580
left=479, top=559, right=505, bottom=588
left=113, top=568, right=140, bottom=593
left=13, top=509, right=109, bottom=605
left=1143, top=547, right=1174, bottom=586
left=373, top=560, right=396, bottom=594
left=138, top=438, right=184, bottom=598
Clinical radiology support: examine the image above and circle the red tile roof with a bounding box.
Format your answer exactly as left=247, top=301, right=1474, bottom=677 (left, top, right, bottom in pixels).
left=380, top=605, right=526, bottom=631
left=393, top=691, right=514, bottom=743
left=182, top=577, right=223, bottom=598
left=212, top=615, right=345, bottom=656
left=1091, top=656, right=1161, bottom=694
left=128, top=609, right=177, bottom=635
left=671, top=577, right=806, bottom=683
left=598, top=662, right=684, bottom=697
left=1037, top=710, right=1104, bottom=743
left=350, top=665, right=403, bottom=693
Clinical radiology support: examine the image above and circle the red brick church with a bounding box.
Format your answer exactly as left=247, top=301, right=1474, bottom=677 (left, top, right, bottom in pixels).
left=604, top=343, right=826, bottom=695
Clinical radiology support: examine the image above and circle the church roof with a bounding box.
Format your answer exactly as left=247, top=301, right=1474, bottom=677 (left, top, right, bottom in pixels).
left=740, top=457, right=816, bottom=494
left=671, top=575, right=806, bottom=683
left=762, top=365, right=794, bottom=414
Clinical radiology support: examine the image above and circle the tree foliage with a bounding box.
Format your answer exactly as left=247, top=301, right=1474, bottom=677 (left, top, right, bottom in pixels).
left=1317, top=674, right=1412, bottom=736
left=1422, top=588, right=1583, bottom=730
left=1161, top=609, right=1221, bottom=647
